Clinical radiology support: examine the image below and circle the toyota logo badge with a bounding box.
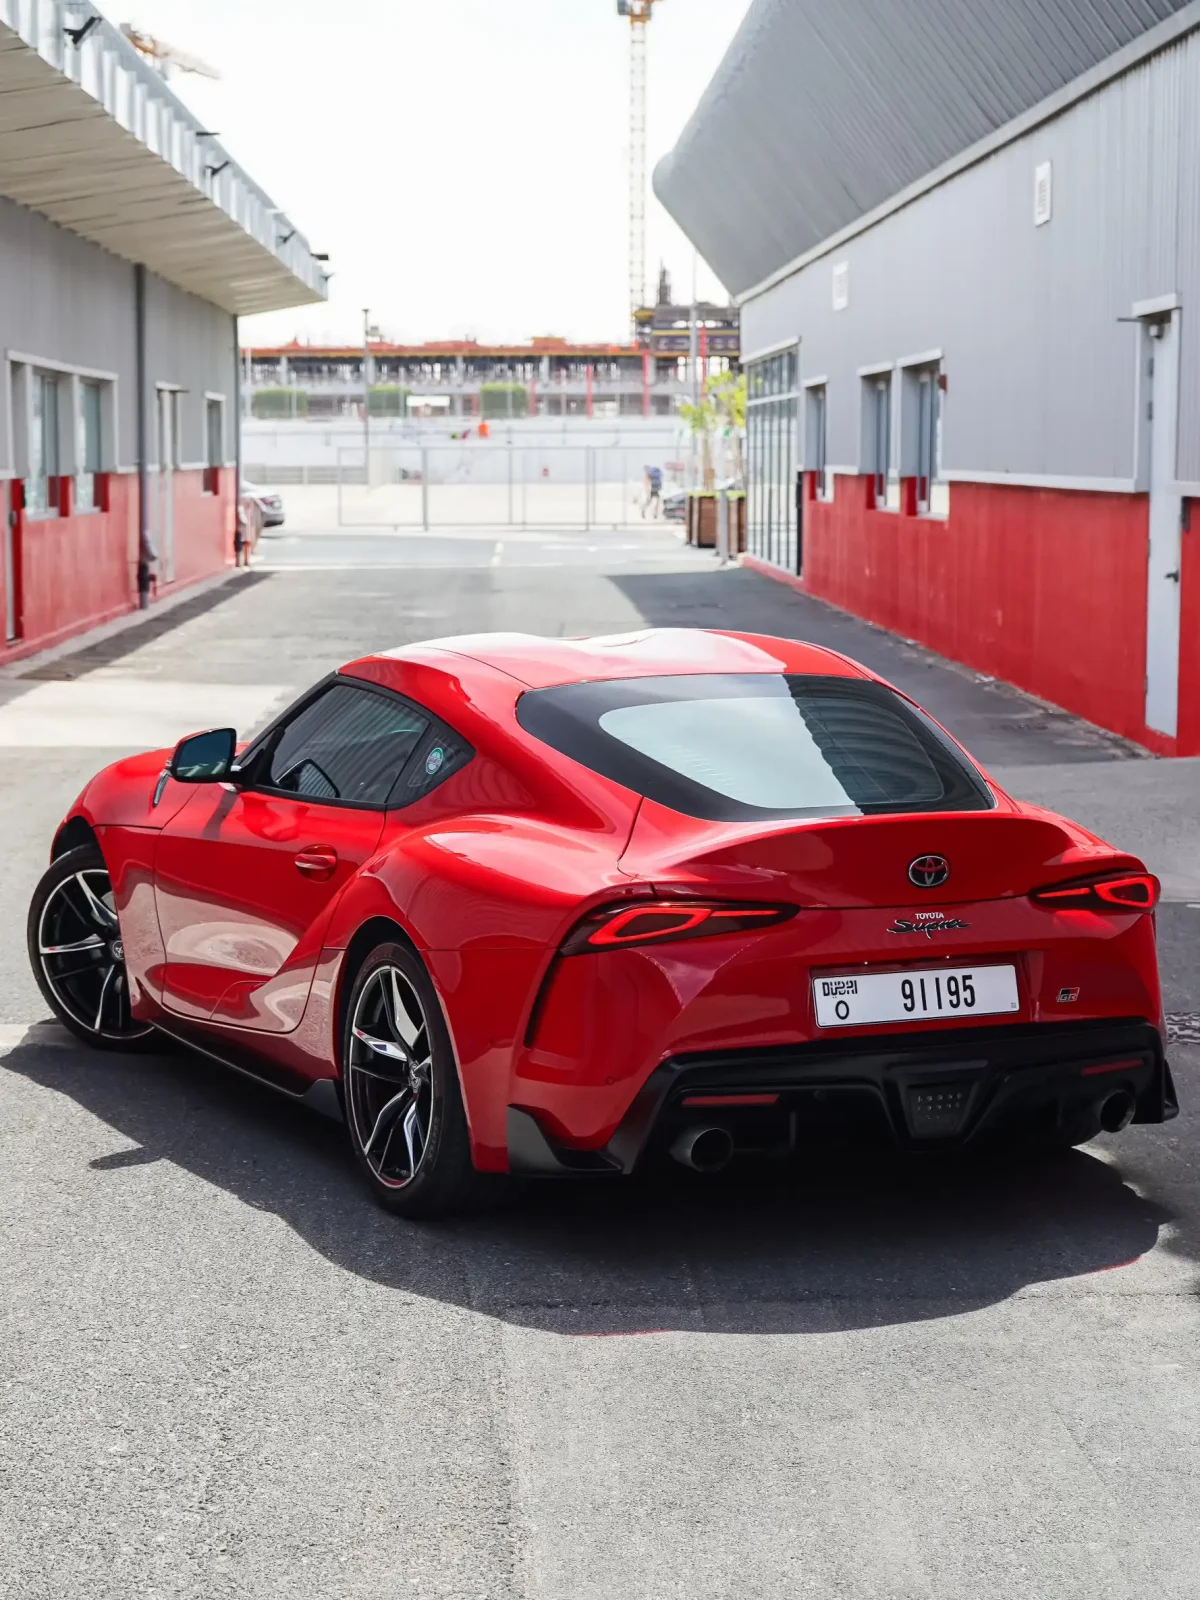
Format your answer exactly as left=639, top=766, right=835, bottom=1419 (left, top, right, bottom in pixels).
left=908, top=855, right=950, bottom=889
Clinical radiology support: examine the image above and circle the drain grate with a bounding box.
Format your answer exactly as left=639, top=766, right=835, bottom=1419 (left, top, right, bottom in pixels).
left=1166, top=1014, right=1200, bottom=1045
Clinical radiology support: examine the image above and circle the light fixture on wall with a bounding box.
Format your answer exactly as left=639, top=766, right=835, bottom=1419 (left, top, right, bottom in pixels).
left=64, top=14, right=102, bottom=46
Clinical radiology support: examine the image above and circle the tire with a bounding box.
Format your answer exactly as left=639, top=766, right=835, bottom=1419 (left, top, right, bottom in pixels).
left=27, top=842, right=156, bottom=1050
left=341, top=940, right=481, bottom=1218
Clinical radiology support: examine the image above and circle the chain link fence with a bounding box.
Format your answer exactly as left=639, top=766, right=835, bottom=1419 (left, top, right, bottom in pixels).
left=333, top=443, right=656, bottom=530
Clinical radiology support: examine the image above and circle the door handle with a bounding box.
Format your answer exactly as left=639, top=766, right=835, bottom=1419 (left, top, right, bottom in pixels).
left=294, top=845, right=338, bottom=881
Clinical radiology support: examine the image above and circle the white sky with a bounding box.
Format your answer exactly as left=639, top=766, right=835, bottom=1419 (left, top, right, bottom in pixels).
left=122, top=0, right=752, bottom=346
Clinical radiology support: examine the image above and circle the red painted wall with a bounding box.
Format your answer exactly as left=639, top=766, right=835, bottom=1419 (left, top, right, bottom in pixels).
left=0, top=467, right=235, bottom=666
left=748, top=474, right=1182, bottom=752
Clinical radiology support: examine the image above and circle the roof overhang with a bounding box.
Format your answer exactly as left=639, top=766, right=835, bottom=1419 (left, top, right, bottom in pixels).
left=0, top=1, right=327, bottom=316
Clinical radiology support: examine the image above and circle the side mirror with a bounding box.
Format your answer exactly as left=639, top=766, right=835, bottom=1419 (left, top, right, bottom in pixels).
left=168, top=728, right=238, bottom=783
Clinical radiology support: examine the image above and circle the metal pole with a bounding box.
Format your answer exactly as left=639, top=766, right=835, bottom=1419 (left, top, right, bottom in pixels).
left=628, top=10, right=648, bottom=326
left=233, top=312, right=242, bottom=544
left=717, top=487, right=730, bottom=565
left=690, top=250, right=700, bottom=407
left=362, top=306, right=371, bottom=483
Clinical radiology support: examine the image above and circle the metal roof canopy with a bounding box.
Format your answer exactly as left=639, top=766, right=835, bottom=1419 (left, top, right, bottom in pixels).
left=653, top=0, right=1195, bottom=299
left=0, top=0, right=326, bottom=315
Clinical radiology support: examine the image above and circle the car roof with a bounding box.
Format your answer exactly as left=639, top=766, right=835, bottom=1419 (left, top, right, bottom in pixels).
left=364, top=629, right=871, bottom=689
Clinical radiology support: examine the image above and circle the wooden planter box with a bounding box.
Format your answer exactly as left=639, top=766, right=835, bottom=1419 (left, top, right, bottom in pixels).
left=687, top=494, right=718, bottom=547
left=687, top=493, right=746, bottom=551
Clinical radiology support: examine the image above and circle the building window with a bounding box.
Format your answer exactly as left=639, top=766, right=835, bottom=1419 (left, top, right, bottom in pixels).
left=806, top=384, right=830, bottom=500
left=915, top=368, right=943, bottom=514
left=899, top=362, right=948, bottom=516
left=205, top=396, right=225, bottom=493
left=746, top=347, right=800, bottom=574
left=27, top=373, right=61, bottom=516
left=77, top=381, right=103, bottom=512
left=865, top=374, right=896, bottom=510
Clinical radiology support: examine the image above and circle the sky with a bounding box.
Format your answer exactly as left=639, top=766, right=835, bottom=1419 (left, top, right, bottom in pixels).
left=122, top=0, right=753, bottom=346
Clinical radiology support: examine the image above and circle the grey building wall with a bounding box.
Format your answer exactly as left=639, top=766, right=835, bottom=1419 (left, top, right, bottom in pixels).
left=143, top=273, right=238, bottom=469
left=0, top=196, right=136, bottom=474
left=1, top=196, right=237, bottom=477
left=654, top=0, right=1193, bottom=298
left=741, top=29, right=1200, bottom=485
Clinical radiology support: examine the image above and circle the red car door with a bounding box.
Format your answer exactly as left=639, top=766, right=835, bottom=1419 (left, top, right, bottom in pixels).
left=153, top=679, right=430, bottom=1033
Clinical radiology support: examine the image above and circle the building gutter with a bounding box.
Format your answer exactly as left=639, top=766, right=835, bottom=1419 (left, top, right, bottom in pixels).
left=134, top=264, right=153, bottom=609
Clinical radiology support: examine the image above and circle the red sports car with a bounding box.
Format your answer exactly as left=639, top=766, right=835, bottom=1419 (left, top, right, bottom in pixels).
left=28, top=629, right=1177, bottom=1217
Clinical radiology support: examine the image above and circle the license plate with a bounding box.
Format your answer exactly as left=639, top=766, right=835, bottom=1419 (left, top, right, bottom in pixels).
left=813, top=965, right=1020, bottom=1028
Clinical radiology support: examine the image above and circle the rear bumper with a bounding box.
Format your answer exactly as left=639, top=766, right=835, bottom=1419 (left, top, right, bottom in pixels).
left=507, top=1018, right=1177, bottom=1175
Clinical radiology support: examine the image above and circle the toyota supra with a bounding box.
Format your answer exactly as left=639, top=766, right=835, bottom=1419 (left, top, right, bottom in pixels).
left=27, top=629, right=1177, bottom=1216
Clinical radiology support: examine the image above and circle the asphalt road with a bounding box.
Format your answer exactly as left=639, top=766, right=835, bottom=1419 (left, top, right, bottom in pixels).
left=2, top=525, right=1198, bottom=1599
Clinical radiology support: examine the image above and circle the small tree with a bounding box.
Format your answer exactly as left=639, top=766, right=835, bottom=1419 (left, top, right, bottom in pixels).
left=707, top=370, right=746, bottom=483
left=679, top=392, right=718, bottom=490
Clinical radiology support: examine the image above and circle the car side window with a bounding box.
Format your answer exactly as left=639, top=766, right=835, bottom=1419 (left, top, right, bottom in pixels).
left=264, top=683, right=429, bottom=807
left=387, top=721, right=474, bottom=807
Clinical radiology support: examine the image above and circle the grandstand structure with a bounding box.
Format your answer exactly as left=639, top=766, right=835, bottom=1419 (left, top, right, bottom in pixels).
left=245, top=300, right=739, bottom=422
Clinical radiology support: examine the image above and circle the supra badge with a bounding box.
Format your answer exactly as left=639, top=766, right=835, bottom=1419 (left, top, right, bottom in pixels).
left=888, top=912, right=970, bottom=938
left=909, top=854, right=950, bottom=889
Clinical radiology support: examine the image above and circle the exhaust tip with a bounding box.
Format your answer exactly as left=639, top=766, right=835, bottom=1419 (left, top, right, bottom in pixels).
left=670, top=1125, right=734, bottom=1174
left=1099, top=1090, right=1136, bottom=1134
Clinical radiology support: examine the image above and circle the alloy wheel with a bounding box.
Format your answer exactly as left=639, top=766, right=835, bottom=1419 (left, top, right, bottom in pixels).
left=346, top=964, right=435, bottom=1189
left=36, top=868, right=150, bottom=1040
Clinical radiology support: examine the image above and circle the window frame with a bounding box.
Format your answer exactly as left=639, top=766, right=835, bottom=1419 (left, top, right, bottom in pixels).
left=204, top=392, right=226, bottom=494
left=235, top=673, right=474, bottom=813
left=915, top=370, right=938, bottom=514
left=76, top=379, right=104, bottom=514
left=10, top=356, right=117, bottom=519
left=871, top=376, right=891, bottom=509
left=906, top=364, right=944, bottom=516
left=746, top=344, right=800, bottom=572
left=26, top=371, right=62, bottom=519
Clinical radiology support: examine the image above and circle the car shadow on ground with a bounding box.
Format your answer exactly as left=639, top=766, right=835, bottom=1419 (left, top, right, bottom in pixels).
left=4, top=1025, right=1177, bottom=1338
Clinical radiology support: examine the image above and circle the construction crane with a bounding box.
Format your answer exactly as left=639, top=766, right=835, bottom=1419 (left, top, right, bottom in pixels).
left=617, top=0, right=664, bottom=328
left=120, top=23, right=221, bottom=81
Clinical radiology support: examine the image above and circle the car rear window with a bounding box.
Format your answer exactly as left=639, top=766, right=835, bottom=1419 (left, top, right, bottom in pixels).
left=516, top=673, right=994, bottom=821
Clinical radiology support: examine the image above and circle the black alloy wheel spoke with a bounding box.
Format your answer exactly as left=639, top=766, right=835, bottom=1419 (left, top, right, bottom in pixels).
left=37, top=867, right=146, bottom=1041
left=348, top=965, right=436, bottom=1189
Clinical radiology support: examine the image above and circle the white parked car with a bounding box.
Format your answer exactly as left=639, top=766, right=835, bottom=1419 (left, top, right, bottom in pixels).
left=241, top=482, right=285, bottom=529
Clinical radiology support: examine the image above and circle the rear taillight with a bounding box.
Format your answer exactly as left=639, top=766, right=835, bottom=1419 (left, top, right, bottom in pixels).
left=1030, top=871, right=1159, bottom=912
left=560, top=900, right=797, bottom=955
